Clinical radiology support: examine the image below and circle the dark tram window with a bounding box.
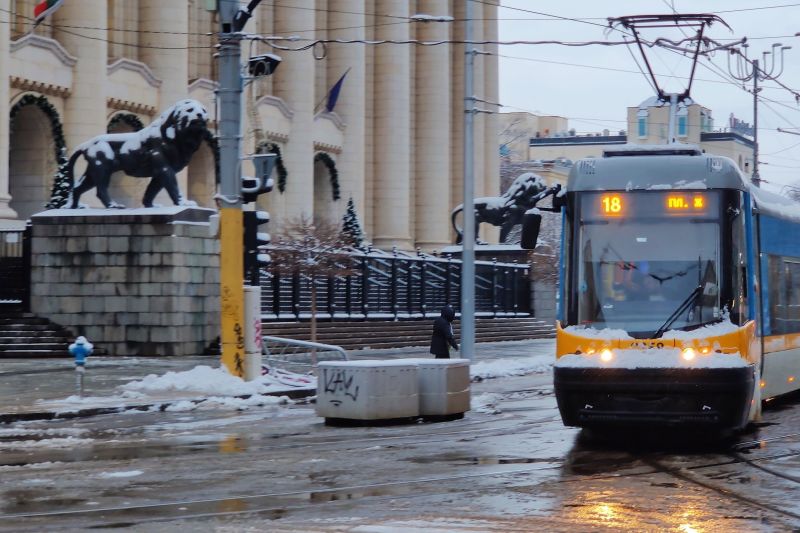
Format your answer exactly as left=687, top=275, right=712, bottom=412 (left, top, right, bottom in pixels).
left=768, top=256, right=800, bottom=335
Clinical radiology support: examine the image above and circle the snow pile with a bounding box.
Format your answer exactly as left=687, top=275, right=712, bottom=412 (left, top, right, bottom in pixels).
left=122, top=366, right=264, bottom=396
left=97, top=470, right=143, bottom=479
left=562, top=325, right=634, bottom=340
left=556, top=348, right=748, bottom=369
left=662, top=318, right=740, bottom=340
left=0, top=437, right=94, bottom=450
left=121, top=365, right=315, bottom=397
left=470, top=354, right=553, bottom=380
left=0, top=462, right=63, bottom=472
left=164, top=395, right=287, bottom=412
left=472, top=393, right=502, bottom=414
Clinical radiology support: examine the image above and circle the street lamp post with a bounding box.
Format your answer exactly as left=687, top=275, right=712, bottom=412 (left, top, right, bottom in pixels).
left=461, top=1, right=475, bottom=360
left=728, top=42, right=791, bottom=187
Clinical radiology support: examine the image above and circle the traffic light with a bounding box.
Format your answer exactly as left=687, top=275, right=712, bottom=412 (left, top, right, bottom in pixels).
left=241, top=153, right=277, bottom=204
left=243, top=210, right=270, bottom=286
left=247, top=53, right=282, bottom=77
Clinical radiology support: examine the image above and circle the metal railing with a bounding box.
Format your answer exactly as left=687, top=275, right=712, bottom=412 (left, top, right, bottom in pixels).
left=260, top=248, right=531, bottom=321
left=262, top=335, right=348, bottom=373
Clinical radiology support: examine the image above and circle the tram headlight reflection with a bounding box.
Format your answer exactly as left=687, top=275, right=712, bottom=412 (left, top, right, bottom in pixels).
left=600, top=348, right=614, bottom=362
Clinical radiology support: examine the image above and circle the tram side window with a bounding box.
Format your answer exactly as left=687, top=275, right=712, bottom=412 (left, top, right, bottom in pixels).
left=769, top=256, right=786, bottom=334
left=730, top=207, right=747, bottom=325
left=787, top=261, right=800, bottom=333
left=768, top=256, right=800, bottom=334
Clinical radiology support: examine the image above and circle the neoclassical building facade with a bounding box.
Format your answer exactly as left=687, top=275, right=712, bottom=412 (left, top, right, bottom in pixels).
left=0, top=0, right=500, bottom=250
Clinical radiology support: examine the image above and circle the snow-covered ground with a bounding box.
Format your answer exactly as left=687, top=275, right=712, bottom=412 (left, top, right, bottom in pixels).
left=470, top=354, right=553, bottom=380
left=34, top=365, right=314, bottom=413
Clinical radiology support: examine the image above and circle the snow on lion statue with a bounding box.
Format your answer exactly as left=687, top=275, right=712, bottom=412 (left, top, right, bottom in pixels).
left=68, top=99, right=209, bottom=209
left=451, top=172, right=549, bottom=244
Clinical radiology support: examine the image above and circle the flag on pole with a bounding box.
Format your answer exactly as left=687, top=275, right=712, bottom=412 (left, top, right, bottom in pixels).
left=325, top=69, right=350, bottom=113
left=34, top=0, right=64, bottom=26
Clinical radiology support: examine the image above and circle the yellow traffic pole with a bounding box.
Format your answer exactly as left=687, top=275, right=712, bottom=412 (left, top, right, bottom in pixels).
left=220, top=207, right=245, bottom=377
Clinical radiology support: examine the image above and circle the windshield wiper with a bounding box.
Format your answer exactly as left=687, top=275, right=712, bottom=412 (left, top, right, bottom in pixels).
left=653, top=285, right=702, bottom=339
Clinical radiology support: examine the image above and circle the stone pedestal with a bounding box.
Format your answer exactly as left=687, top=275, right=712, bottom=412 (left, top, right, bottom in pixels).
left=29, top=207, right=219, bottom=356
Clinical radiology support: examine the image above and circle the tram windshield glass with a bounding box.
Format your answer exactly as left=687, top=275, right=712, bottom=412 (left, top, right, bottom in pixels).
left=574, top=191, right=722, bottom=338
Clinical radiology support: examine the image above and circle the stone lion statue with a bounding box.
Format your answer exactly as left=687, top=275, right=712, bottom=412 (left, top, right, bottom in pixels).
left=67, top=99, right=209, bottom=208
left=451, top=172, right=549, bottom=244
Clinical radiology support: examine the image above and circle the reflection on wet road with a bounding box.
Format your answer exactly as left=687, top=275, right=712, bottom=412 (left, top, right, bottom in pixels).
left=2, top=374, right=800, bottom=531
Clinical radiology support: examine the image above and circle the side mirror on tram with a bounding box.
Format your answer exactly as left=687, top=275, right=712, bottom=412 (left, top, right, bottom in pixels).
left=520, top=211, right=542, bottom=250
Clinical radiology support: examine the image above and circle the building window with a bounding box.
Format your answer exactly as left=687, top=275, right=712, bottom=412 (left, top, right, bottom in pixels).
left=107, top=0, right=139, bottom=61
left=11, top=0, right=53, bottom=39
left=637, top=109, right=648, bottom=138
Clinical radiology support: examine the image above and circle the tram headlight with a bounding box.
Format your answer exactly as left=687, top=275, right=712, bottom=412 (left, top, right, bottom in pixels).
left=600, top=348, right=614, bottom=362
left=681, top=348, right=696, bottom=361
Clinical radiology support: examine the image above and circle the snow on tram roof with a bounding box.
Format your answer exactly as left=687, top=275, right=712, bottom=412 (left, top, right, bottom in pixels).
left=565, top=142, right=800, bottom=222
left=567, top=144, right=747, bottom=193
left=750, top=185, right=800, bottom=223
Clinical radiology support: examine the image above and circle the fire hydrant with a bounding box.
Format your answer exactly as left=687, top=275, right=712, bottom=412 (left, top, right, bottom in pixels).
left=68, top=336, right=93, bottom=397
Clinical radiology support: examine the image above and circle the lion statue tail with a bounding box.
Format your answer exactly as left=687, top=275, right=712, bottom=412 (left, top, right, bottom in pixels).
left=451, top=204, right=464, bottom=245
left=64, top=148, right=85, bottom=207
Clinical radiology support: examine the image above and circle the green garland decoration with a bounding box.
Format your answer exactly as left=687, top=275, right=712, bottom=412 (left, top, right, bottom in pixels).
left=202, top=130, right=221, bottom=185
left=107, top=112, right=145, bottom=132
left=314, top=151, right=340, bottom=201
left=258, top=142, right=288, bottom=193
left=9, top=94, right=70, bottom=209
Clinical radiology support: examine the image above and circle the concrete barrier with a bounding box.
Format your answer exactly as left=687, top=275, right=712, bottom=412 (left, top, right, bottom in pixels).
left=408, top=358, right=470, bottom=417
left=316, top=358, right=471, bottom=423
left=316, top=360, right=419, bottom=422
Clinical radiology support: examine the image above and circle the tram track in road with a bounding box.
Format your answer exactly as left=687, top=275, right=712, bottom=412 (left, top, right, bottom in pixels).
left=9, top=440, right=791, bottom=530
left=640, top=454, right=800, bottom=528
left=10, top=427, right=800, bottom=530
left=1, top=458, right=577, bottom=529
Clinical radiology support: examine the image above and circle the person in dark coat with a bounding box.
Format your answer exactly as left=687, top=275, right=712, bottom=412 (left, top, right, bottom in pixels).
left=430, top=305, right=458, bottom=358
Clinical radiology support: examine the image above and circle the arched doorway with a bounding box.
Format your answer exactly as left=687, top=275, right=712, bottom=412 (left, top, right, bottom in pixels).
left=8, top=94, right=65, bottom=219
left=313, top=152, right=340, bottom=226
left=106, top=112, right=147, bottom=208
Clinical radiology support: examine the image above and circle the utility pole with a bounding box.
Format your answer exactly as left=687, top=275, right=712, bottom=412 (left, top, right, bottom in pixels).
left=217, top=0, right=266, bottom=377
left=728, top=42, right=792, bottom=187
left=461, top=1, right=475, bottom=361
left=218, top=1, right=246, bottom=376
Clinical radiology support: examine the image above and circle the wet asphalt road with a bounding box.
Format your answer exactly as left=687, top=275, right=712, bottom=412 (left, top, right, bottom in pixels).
left=3, top=371, right=800, bottom=532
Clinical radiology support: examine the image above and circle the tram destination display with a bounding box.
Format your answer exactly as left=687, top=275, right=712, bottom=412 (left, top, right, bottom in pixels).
left=582, top=191, right=720, bottom=221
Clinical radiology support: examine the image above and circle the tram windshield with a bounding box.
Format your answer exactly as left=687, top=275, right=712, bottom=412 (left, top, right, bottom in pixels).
left=574, top=192, right=722, bottom=338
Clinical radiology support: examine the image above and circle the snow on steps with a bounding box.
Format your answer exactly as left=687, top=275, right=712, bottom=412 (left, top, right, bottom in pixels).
left=0, top=313, right=106, bottom=358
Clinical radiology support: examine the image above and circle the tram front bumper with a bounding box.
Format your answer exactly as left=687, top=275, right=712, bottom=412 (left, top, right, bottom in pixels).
left=553, top=365, right=755, bottom=429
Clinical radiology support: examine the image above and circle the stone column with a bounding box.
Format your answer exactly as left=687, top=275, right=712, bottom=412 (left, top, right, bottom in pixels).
left=414, top=0, right=451, bottom=251
left=274, top=1, right=315, bottom=224
left=139, top=0, right=190, bottom=196
left=482, top=2, right=501, bottom=243
left=328, top=0, right=366, bottom=223
left=139, top=1, right=189, bottom=111
left=0, top=2, right=15, bottom=219
left=372, top=1, right=412, bottom=250
left=54, top=1, right=107, bottom=160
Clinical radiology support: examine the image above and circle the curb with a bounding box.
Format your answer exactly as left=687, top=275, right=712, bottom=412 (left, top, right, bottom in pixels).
left=0, top=388, right=316, bottom=425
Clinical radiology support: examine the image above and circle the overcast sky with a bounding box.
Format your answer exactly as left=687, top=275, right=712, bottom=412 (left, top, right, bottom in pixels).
left=497, top=0, right=800, bottom=192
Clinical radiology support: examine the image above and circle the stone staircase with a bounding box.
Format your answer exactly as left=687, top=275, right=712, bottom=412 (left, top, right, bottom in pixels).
left=262, top=317, right=555, bottom=351
left=0, top=313, right=100, bottom=358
